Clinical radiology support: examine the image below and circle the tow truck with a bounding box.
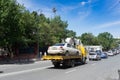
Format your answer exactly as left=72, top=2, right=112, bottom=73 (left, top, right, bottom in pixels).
left=42, top=38, right=87, bottom=68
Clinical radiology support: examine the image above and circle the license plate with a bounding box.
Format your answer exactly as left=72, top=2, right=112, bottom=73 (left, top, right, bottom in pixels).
left=90, top=55, right=95, bottom=58
left=52, top=47, right=57, bottom=50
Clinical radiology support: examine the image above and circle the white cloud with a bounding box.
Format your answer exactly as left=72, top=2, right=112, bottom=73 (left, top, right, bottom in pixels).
left=61, top=4, right=80, bottom=13
left=41, top=8, right=53, bottom=17
left=17, top=0, right=33, bottom=10
left=16, top=0, right=92, bottom=18
left=108, top=0, right=120, bottom=15
left=81, top=2, right=86, bottom=6
left=109, top=0, right=119, bottom=10
left=61, top=0, right=92, bottom=19
left=17, top=0, right=53, bottom=17
left=80, top=0, right=92, bottom=6
left=78, top=10, right=91, bottom=20
left=61, top=0, right=92, bottom=12
left=89, top=20, right=120, bottom=38
left=95, top=21, right=120, bottom=29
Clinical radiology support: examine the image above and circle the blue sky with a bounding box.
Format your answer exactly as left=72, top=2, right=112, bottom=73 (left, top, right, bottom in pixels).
left=17, top=0, right=120, bottom=38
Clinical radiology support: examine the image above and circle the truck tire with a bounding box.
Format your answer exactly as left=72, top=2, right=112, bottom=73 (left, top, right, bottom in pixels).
left=62, top=60, right=75, bottom=68
left=76, top=52, right=79, bottom=56
left=54, top=64, right=60, bottom=68
left=81, top=57, right=86, bottom=64
left=53, top=62, right=60, bottom=68
left=70, top=60, right=75, bottom=67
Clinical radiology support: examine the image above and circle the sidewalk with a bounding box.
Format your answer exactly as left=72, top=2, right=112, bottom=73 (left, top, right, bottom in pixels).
left=0, top=58, right=45, bottom=65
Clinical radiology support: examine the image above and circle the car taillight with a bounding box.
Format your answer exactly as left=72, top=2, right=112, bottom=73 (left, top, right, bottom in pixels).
left=59, top=46, right=64, bottom=50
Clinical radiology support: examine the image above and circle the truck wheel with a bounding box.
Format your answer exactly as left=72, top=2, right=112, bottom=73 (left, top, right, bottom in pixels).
left=53, top=62, right=60, bottom=68
left=65, top=51, right=69, bottom=56
left=81, top=57, right=86, bottom=64
left=62, top=60, right=75, bottom=68
left=54, top=64, right=60, bottom=68
left=76, top=52, right=79, bottom=56
left=70, top=60, right=75, bottom=67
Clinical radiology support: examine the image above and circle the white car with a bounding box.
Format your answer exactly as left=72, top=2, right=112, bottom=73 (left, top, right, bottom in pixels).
left=89, top=51, right=101, bottom=60
left=48, top=43, right=80, bottom=56
left=107, top=50, right=114, bottom=56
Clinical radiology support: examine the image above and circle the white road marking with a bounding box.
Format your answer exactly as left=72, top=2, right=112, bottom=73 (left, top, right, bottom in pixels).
left=1, top=68, right=7, bottom=70
left=0, top=65, right=53, bottom=78
left=35, top=60, right=50, bottom=64
left=91, top=63, right=96, bottom=66
left=65, top=69, right=76, bottom=74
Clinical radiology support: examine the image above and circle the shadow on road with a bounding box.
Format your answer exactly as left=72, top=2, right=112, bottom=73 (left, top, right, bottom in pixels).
left=47, top=62, right=86, bottom=69
left=106, top=77, right=118, bottom=80
left=0, top=59, right=35, bottom=65
left=0, top=71, right=3, bottom=73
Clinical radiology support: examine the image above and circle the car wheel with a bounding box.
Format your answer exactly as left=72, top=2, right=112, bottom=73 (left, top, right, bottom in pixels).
left=65, top=51, right=69, bottom=56
left=98, top=57, right=101, bottom=60
left=96, top=58, right=99, bottom=61
left=76, top=52, right=79, bottom=56
left=89, top=58, right=91, bottom=61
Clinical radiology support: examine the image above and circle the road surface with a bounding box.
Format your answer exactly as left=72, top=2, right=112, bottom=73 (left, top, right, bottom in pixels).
left=0, top=54, right=120, bottom=80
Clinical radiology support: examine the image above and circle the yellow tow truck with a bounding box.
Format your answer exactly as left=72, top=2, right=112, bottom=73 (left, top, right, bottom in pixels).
left=42, top=38, right=87, bottom=68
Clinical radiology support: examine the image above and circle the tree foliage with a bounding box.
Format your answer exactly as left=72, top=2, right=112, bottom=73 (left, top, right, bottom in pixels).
left=49, top=16, right=68, bottom=43
left=0, top=0, right=118, bottom=56
left=66, top=30, right=76, bottom=38
left=0, top=0, right=71, bottom=55
left=80, top=33, right=95, bottom=45
left=0, top=0, right=25, bottom=54
left=79, top=32, right=117, bottom=50
left=97, top=32, right=114, bottom=50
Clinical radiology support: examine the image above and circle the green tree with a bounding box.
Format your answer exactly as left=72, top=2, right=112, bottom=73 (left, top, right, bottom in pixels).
left=66, top=30, right=76, bottom=38
left=111, top=38, right=120, bottom=48
left=19, top=10, right=39, bottom=43
left=97, top=32, right=114, bottom=50
left=0, top=0, right=25, bottom=55
left=38, top=13, right=51, bottom=46
left=0, top=0, right=39, bottom=56
left=49, top=16, right=68, bottom=43
left=80, top=33, right=95, bottom=45
left=0, top=0, right=70, bottom=56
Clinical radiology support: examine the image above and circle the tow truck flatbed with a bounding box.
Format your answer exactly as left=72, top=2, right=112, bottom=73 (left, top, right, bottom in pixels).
left=42, top=55, right=82, bottom=60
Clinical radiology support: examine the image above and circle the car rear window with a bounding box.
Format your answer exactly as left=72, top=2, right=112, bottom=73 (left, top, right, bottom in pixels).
left=89, top=52, right=96, bottom=55
left=108, top=51, right=112, bottom=53
left=54, top=43, right=65, bottom=46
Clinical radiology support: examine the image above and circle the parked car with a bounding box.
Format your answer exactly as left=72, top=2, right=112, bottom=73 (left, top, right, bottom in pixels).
left=100, top=52, right=108, bottom=59
left=115, top=49, right=120, bottom=54
left=112, top=49, right=117, bottom=55
left=47, top=43, right=80, bottom=56
left=116, top=49, right=120, bottom=54
left=107, top=50, right=114, bottom=56
left=89, top=51, right=101, bottom=60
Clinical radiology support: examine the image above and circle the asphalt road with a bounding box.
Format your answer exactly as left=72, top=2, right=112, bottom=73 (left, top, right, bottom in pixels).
left=0, top=54, right=120, bottom=80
